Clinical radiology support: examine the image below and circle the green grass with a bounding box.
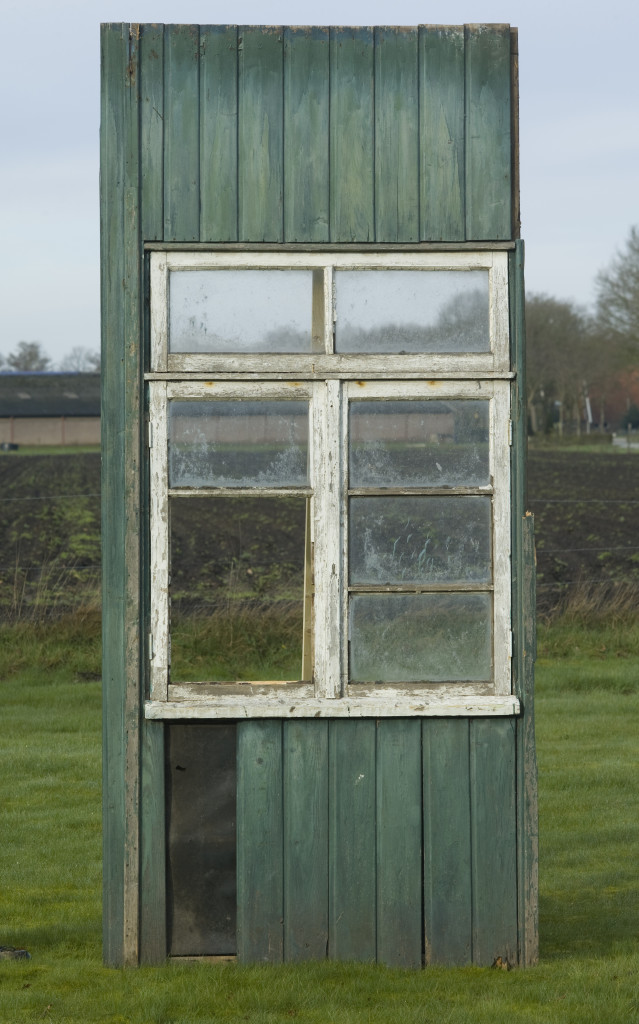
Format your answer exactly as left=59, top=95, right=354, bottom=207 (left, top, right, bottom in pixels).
left=0, top=445, right=101, bottom=456
left=1, top=618, right=639, bottom=1022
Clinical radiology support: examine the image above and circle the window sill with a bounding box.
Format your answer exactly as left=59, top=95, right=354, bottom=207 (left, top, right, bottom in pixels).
left=145, top=695, right=520, bottom=720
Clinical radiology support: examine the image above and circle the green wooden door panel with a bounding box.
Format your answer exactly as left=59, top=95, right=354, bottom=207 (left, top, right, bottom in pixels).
left=465, top=25, right=512, bottom=240
left=330, top=27, right=375, bottom=242
left=374, top=27, right=419, bottom=242
left=164, top=24, right=201, bottom=242
left=419, top=26, right=465, bottom=241
left=376, top=719, right=423, bottom=968
left=139, top=720, right=166, bottom=964
left=422, top=719, right=472, bottom=965
left=139, top=23, right=165, bottom=242
left=237, top=720, right=284, bottom=962
left=328, top=719, right=377, bottom=962
left=238, top=27, right=284, bottom=241
left=284, top=27, right=330, bottom=243
left=200, top=25, right=238, bottom=242
left=470, top=718, right=518, bottom=966
left=283, top=721, right=329, bottom=961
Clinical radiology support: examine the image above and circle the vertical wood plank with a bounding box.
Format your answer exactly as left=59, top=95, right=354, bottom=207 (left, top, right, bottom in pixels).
left=422, top=719, right=472, bottom=965
left=283, top=721, right=329, bottom=961
left=139, top=720, right=166, bottom=963
left=376, top=719, right=423, bottom=968
left=139, top=23, right=164, bottom=242
left=465, top=24, right=512, bottom=240
left=237, top=720, right=284, bottom=962
left=419, top=26, right=465, bottom=241
left=330, top=27, right=374, bottom=242
left=164, top=24, right=200, bottom=241
left=238, top=26, right=284, bottom=241
left=374, top=27, right=419, bottom=242
left=470, top=718, right=518, bottom=966
left=200, top=25, right=238, bottom=241
left=284, top=27, right=330, bottom=242
left=328, top=719, right=376, bottom=961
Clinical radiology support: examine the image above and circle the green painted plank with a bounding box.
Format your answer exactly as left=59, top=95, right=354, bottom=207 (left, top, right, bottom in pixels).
left=374, top=27, right=419, bottom=242
left=139, top=23, right=164, bottom=241
left=422, top=719, right=472, bottom=965
left=283, top=721, right=329, bottom=961
left=465, top=25, right=512, bottom=240
left=139, top=720, right=166, bottom=964
left=376, top=719, right=423, bottom=968
left=238, top=26, right=284, bottom=241
left=200, top=25, right=238, bottom=241
left=328, top=719, right=376, bottom=962
left=284, top=27, right=330, bottom=242
left=329, top=27, right=374, bottom=242
left=237, top=720, right=284, bottom=962
left=419, top=26, right=465, bottom=241
left=164, top=24, right=200, bottom=241
left=470, top=718, right=518, bottom=966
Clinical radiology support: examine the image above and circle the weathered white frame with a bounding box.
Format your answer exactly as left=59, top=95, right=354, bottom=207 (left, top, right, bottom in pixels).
left=145, top=250, right=518, bottom=719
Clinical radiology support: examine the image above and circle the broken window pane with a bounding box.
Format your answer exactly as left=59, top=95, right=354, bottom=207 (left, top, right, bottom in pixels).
left=349, top=400, right=490, bottom=487
left=169, top=401, right=309, bottom=488
left=349, top=496, right=491, bottom=584
left=169, top=269, right=315, bottom=353
left=349, top=593, right=492, bottom=683
left=335, top=270, right=490, bottom=353
left=169, top=496, right=309, bottom=683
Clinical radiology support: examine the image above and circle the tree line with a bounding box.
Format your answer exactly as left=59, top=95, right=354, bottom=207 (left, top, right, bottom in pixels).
left=0, top=341, right=100, bottom=373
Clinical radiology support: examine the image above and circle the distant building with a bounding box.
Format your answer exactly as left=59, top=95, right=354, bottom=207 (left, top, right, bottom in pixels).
left=0, top=371, right=100, bottom=446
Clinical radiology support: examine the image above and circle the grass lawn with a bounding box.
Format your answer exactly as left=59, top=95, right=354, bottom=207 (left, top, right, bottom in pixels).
left=1, top=617, right=639, bottom=1023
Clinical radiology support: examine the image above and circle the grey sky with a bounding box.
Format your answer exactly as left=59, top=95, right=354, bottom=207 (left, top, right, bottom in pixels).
left=1, top=0, right=637, bottom=364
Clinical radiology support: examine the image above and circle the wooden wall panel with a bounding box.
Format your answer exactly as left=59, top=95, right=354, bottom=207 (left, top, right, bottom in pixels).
left=330, top=28, right=375, bottom=242
left=328, top=720, right=377, bottom=961
left=164, top=24, right=201, bottom=241
left=284, top=27, right=330, bottom=242
left=139, top=24, right=164, bottom=241
left=374, top=27, right=419, bottom=242
left=200, top=25, right=238, bottom=241
left=419, top=26, right=465, bottom=241
left=238, top=27, right=284, bottom=241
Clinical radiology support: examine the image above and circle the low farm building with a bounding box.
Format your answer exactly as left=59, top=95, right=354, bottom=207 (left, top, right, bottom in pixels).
left=0, top=372, right=100, bottom=446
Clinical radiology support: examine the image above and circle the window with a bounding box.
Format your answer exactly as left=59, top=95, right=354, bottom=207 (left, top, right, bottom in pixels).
left=146, top=250, right=518, bottom=719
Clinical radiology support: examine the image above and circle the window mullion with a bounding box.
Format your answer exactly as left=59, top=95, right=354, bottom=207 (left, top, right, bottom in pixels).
left=312, top=379, right=342, bottom=698
left=149, top=381, right=169, bottom=700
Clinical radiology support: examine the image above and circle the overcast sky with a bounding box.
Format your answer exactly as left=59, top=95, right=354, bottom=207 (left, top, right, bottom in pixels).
left=1, top=0, right=637, bottom=365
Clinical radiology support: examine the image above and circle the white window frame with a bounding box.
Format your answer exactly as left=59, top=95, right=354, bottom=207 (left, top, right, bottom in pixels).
left=145, top=250, right=519, bottom=720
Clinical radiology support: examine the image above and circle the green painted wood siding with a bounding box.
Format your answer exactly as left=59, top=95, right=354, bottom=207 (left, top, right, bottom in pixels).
left=135, top=23, right=515, bottom=243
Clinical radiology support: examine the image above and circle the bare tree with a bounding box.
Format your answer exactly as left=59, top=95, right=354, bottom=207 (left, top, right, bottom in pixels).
left=59, top=346, right=101, bottom=372
left=596, top=225, right=639, bottom=351
left=6, top=341, right=51, bottom=371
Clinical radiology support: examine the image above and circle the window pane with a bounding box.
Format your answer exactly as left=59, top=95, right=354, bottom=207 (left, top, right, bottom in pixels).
left=169, top=401, right=309, bottom=488
left=335, top=270, right=489, bottom=353
left=349, top=496, right=491, bottom=584
left=169, top=270, right=314, bottom=353
left=170, top=496, right=309, bottom=683
left=349, top=400, right=490, bottom=487
left=349, top=593, right=492, bottom=683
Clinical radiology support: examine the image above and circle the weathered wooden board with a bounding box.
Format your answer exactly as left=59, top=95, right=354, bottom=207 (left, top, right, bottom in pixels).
left=422, top=718, right=472, bottom=965
left=328, top=720, right=376, bottom=961
left=164, top=24, right=200, bottom=242
left=139, top=23, right=165, bottom=241
left=238, top=27, right=284, bottom=241
left=376, top=719, right=423, bottom=967
left=330, top=27, right=375, bottom=242
left=236, top=720, right=284, bottom=962
left=419, top=26, right=465, bottom=241
left=284, top=27, right=330, bottom=242
left=283, top=721, right=329, bottom=960
left=374, top=27, right=419, bottom=242
left=200, top=25, right=238, bottom=241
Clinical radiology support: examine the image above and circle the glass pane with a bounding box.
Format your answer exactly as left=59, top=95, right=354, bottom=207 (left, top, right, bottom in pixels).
left=335, top=270, right=489, bottom=353
left=170, top=496, right=309, bottom=683
left=349, top=496, right=491, bottom=584
left=349, top=400, right=490, bottom=487
left=169, top=401, right=309, bottom=488
left=349, top=593, right=492, bottom=683
left=169, top=269, right=314, bottom=353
